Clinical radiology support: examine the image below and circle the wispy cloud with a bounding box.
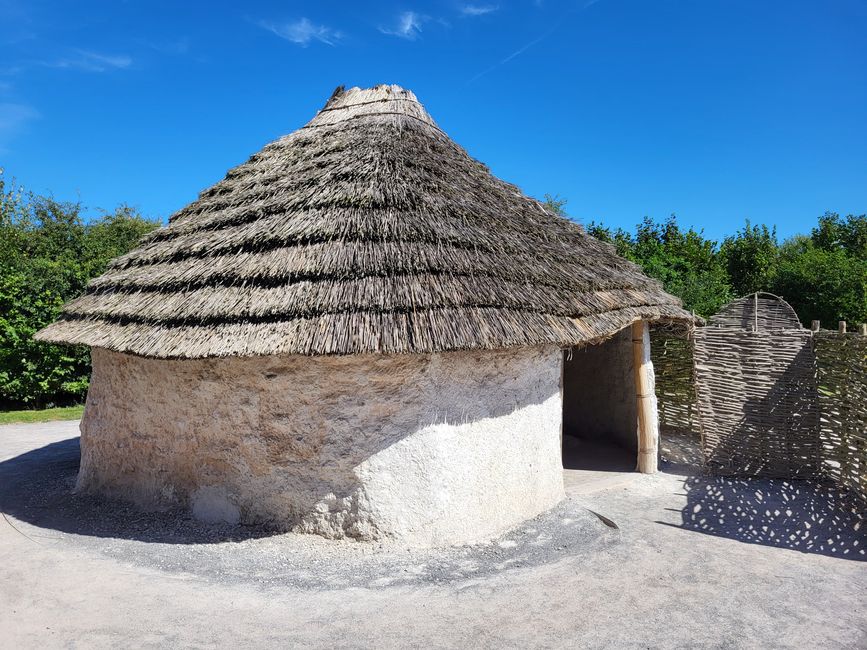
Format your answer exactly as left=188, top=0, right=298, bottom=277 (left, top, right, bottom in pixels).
left=46, top=50, right=132, bottom=72
left=0, top=102, right=38, bottom=153
left=259, top=18, right=341, bottom=46
left=461, top=4, right=499, bottom=16
left=1, top=50, right=131, bottom=76
left=0, top=0, right=37, bottom=45
left=380, top=11, right=426, bottom=39
left=143, top=38, right=190, bottom=55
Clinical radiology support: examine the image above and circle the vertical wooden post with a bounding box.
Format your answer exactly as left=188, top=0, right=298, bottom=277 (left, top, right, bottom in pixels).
left=559, top=349, right=566, bottom=460
left=811, top=320, right=820, bottom=332
left=859, top=323, right=867, bottom=336
left=632, top=321, right=658, bottom=474
left=839, top=321, right=847, bottom=334
left=754, top=292, right=759, bottom=332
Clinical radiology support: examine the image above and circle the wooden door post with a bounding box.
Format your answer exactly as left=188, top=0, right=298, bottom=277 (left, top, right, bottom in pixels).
left=632, top=321, right=659, bottom=474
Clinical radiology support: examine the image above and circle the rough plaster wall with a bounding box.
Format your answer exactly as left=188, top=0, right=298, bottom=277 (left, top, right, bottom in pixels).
left=79, top=346, right=564, bottom=546
left=562, top=327, right=637, bottom=452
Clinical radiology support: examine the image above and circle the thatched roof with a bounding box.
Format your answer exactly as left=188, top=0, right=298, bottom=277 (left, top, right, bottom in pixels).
left=37, top=84, right=693, bottom=359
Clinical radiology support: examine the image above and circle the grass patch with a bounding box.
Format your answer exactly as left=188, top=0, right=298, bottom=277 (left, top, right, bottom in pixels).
left=0, top=405, right=84, bottom=425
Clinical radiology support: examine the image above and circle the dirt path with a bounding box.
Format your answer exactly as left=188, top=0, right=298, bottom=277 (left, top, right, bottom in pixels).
left=1, top=421, right=864, bottom=649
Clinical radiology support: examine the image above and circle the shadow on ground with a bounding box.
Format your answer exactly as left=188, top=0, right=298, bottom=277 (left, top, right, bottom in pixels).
left=0, top=437, right=276, bottom=544
left=0, top=436, right=617, bottom=588
left=654, top=427, right=866, bottom=561
left=659, top=428, right=705, bottom=476
left=660, top=475, right=865, bottom=561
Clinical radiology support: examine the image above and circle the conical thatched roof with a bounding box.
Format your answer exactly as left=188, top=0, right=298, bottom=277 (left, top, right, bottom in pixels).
left=37, top=84, right=693, bottom=359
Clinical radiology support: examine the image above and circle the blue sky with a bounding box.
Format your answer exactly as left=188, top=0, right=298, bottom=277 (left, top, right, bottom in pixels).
left=1, top=0, right=865, bottom=241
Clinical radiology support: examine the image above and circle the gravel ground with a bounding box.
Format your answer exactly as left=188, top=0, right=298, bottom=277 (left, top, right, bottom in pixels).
left=1, top=420, right=865, bottom=649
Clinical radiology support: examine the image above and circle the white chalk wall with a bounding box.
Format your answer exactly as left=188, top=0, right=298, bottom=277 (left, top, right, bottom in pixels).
left=79, top=346, right=565, bottom=546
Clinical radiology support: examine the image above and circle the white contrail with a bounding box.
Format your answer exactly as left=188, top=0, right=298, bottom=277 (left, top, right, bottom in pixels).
left=467, top=0, right=600, bottom=84
left=467, top=24, right=560, bottom=84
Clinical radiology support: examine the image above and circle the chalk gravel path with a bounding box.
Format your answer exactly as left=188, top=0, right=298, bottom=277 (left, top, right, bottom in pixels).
left=0, top=420, right=864, bottom=649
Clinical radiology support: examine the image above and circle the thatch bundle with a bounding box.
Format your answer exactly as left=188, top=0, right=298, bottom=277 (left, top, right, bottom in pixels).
left=37, top=85, right=692, bottom=358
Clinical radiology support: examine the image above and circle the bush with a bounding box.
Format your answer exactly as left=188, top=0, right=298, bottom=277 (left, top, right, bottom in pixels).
left=0, top=175, right=159, bottom=408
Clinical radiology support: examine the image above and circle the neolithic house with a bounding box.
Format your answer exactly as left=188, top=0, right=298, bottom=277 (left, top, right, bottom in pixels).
left=37, top=85, right=692, bottom=545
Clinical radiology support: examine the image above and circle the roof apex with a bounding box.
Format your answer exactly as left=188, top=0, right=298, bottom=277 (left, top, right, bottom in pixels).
left=305, top=84, right=439, bottom=131
left=325, top=84, right=420, bottom=107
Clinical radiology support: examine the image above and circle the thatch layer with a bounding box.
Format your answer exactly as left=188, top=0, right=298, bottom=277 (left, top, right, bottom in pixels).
left=37, top=84, right=693, bottom=358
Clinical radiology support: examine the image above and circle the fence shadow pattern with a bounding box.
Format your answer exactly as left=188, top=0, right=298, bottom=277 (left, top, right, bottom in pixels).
left=668, top=475, right=864, bottom=560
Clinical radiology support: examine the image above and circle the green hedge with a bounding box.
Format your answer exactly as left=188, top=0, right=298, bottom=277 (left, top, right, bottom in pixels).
left=586, top=212, right=866, bottom=326
left=0, top=176, right=159, bottom=408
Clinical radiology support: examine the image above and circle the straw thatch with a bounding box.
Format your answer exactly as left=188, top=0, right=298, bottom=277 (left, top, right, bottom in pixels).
left=37, top=84, right=693, bottom=359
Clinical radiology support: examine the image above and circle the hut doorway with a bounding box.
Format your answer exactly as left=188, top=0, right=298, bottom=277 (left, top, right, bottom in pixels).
left=561, top=327, right=638, bottom=474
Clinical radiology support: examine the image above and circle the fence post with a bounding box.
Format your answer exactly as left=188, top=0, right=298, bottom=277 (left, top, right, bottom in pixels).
left=839, top=321, right=847, bottom=334
left=811, top=320, right=820, bottom=332
left=753, top=292, right=759, bottom=331
left=859, top=323, right=867, bottom=336
left=632, top=321, right=658, bottom=474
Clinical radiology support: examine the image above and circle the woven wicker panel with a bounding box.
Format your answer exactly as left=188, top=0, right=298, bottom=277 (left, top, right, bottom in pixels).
left=650, top=327, right=697, bottom=434
left=709, top=292, right=802, bottom=330
left=694, top=327, right=821, bottom=478
left=813, top=332, right=867, bottom=502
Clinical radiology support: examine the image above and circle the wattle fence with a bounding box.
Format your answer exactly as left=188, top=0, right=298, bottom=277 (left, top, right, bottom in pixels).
left=693, top=325, right=821, bottom=478
left=650, top=299, right=867, bottom=507
left=813, top=331, right=867, bottom=501
left=650, top=327, right=697, bottom=435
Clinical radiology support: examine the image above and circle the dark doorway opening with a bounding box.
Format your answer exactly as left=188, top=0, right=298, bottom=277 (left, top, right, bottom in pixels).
left=562, top=328, right=637, bottom=473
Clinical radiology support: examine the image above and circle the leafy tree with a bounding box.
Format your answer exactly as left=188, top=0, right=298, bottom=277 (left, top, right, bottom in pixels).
left=771, top=214, right=867, bottom=327
left=0, top=174, right=159, bottom=408
left=589, top=215, right=731, bottom=318
left=586, top=222, right=635, bottom=259
left=721, top=221, right=779, bottom=296
left=811, top=212, right=867, bottom=257
left=773, top=237, right=867, bottom=327
left=586, top=206, right=865, bottom=326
